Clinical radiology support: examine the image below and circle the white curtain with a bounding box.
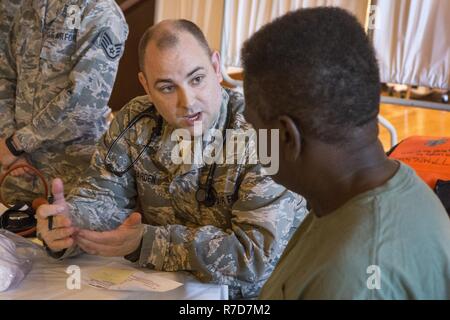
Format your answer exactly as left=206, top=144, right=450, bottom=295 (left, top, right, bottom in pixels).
left=373, top=0, right=450, bottom=89
left=154, top=0, right=369, bottom=67
left=222, top=0, right=369, bottom=67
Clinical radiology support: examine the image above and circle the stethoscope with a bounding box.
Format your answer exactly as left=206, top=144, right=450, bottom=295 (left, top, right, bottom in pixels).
left=104, top=104, right=232, bottom=208
left=104, top=107, right=163, bottom=177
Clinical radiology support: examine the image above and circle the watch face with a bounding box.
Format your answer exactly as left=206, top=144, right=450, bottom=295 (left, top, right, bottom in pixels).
left=196, top=188, right=207, bottom=202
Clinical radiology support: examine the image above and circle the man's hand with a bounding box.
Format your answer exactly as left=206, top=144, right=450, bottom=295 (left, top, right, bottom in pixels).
left=0, top=138, right=18, bottom=168
left=36, top=178, right=77, bottom=252
left=75, top=212, right=144, bottom=257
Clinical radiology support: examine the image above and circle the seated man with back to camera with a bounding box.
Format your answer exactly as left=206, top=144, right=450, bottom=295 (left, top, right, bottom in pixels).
left=241, top=7, right=450, bottom=299
left=35, top=19, right=308, bottom=299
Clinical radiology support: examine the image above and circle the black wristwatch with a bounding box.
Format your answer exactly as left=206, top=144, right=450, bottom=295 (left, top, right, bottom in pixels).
left=5, top=134, right=25, bottom=156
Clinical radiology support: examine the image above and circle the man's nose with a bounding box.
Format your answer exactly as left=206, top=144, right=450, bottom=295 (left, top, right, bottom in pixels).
left=178, top=87, right=195, bottom=110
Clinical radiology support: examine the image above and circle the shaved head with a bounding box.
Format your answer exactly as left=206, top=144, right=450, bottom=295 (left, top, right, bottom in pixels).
left=138, top=19, right=212, bottom=72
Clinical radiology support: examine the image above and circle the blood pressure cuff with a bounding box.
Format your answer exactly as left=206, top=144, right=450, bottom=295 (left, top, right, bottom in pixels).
left=0, top=202, right=36, bottom=237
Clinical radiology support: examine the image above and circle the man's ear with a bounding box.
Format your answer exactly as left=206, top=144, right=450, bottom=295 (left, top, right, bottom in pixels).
left=138, top=72, right=152, bottom=100
left=278, top=115, right=302, bottom=162
left=210, top=51, right=223, bottom=82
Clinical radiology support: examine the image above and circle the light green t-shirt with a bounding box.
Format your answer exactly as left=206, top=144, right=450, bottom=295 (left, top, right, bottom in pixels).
left=259, top=163, right=450, bottom=299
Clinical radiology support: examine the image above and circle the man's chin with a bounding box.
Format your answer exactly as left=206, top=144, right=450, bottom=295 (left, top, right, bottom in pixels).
left=187, top=126, right=206, bottom=138
left=172, top=123, right=205, bottom=138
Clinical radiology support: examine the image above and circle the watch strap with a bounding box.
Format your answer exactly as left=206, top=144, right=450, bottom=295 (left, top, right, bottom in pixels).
left=5, top=135, right=24, bottom=156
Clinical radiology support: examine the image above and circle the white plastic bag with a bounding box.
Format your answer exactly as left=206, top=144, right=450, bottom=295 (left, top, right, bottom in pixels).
left=0, top=230, right=42, bottom=292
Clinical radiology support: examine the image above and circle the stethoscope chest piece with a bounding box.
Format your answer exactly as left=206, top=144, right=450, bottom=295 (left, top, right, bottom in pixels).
left=195, top=185, right=217, bottom=208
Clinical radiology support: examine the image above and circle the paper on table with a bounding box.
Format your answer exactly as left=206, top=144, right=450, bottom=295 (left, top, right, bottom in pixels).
left=87, top=263, right=183, bottom=292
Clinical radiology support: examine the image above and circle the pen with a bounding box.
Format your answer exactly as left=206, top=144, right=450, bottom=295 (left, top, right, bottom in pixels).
left=48, top=193, right=54, bottom=231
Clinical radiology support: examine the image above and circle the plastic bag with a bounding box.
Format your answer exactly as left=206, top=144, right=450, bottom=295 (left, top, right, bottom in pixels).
left=0, top=229, right=42, bottom=292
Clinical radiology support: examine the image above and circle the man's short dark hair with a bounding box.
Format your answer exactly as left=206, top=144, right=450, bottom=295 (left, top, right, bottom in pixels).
left=241, top=7, right=381, bottom=144
left=138, top=19, right=212, bottom=72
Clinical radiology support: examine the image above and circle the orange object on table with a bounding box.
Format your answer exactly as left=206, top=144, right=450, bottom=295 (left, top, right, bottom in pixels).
left=388, top=136, right=450, bottom=189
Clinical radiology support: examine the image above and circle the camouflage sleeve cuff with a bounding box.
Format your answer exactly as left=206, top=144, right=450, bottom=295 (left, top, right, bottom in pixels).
left=14, top=126, right=42, bottom=153
left=138, top=225, right=170, bottom=270
left=59, top=244, right=84, bottom=260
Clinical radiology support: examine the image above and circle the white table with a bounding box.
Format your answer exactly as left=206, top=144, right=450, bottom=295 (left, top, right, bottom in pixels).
left=0, top=203, right=228, bottom=300
left=0, top=251, right=228, bottom=300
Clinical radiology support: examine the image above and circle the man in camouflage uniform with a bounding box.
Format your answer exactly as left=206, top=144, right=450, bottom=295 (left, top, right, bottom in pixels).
left=36, top=20, right=308, bottom=298
left=0, top=0, right=128, bottom=203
